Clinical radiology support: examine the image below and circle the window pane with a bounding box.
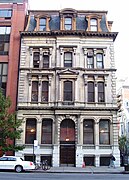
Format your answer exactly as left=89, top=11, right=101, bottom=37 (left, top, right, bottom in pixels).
left=25, top=119, right=36, bottom=144
left=65, top=17, right=72, bottom=30
left=99, top=120, right=110, bottom=144
left=43, top=55, right=49, bottom=68
left=96, top=53, right=103, bottom=68
left=87, top=57, right=94, bottom=68
left=88, top=82, right=94, bottom=102
left=98, top=82, right=105, bottom=102
left=64, top=81, right=72, bottom=101
left=33, top=52, right=40, bottom=68
left=42, top=81, right=48, bottom=102
left=0, top=10, right=12, bottom=17
left=0, top=27, right=11, bottom=34
left=64, top=52, right=72, bottom=67
left=83, top=120, right=94, bottom=144
left=90, top=19, right=97, bottom=31
left=41, top=119, right=52, bottom=144
left=31, top=81, right=38, bottom=102
left=39, top=18, right=46, bottom=31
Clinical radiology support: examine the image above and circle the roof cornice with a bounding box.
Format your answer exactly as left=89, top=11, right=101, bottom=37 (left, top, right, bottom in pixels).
left=21, top=30, right=118, bottom=41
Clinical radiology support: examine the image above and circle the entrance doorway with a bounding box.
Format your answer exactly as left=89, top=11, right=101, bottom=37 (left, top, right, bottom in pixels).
left=60, top=119, right=75, bottom=167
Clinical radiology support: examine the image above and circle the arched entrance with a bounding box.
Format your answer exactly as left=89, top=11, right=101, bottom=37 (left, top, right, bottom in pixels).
left=60, top=119, right=75, bottom=167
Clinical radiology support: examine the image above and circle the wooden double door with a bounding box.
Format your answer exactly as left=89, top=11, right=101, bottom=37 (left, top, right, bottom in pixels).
left=60, top=144, right=75, bottom=167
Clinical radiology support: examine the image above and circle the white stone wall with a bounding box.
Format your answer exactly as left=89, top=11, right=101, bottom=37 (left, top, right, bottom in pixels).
left=16, top=35, right=120, bottom=167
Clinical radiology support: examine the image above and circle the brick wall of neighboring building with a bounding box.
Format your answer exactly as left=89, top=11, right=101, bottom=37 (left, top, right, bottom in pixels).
left=0, top=0, right=28, bottom=156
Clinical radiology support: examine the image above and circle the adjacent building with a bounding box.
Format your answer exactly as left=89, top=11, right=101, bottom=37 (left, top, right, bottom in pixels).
left=16, top=8, right=120, bottom=167
left=117, top=79, right=129, bottom=139
left=0, top=0, right=28, bottom=156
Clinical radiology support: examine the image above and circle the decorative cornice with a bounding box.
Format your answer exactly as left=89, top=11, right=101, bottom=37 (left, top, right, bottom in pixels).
left=21, top=31, right=118, bottom=41
left=17, top=105, right=118, bottom=111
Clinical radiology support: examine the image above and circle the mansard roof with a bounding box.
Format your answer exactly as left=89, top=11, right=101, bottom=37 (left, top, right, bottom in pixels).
left=22, top=9, right=118, bottom=41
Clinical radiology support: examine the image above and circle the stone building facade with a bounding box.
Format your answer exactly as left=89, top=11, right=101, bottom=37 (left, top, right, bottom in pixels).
left=16, top=8, right=120, bottom=167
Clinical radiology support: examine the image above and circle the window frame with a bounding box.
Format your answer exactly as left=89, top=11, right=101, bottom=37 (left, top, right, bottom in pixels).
left=87, top=50, right=94, bottom=69
left=31, top=81, right=38, bottom=102
left=90, top=18, right=97, bottom=31
left=99, top=120, right=110, bottom=145
left=41, top=81, right=49, bottom=102
left=64, top=17, right=72, bottom=30
left=41, top=119, right=53, bottom=144
left=98, top=82, right=105, bottom=102
left=33, top=51, right=40, bottom=68
left=64, top=52, right=72, bottom=67
left=39, top=18, right=46, bottom=31
left=83, top=119, right=94, bottom=144
left=96, top=53, right=104, bottom=69
left=43, top=53, right=49, bottom=68
left=63, top=81, right=73, bottom=102
left=0, top=9, right=12, bottom=18
left=88, top=81, right=95, bottom=102
left=25, top=119, right=37, bottom=144
left=0, top=63, right=8, bottom=96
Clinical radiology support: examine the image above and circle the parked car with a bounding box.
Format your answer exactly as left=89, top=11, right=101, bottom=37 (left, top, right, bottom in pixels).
left=0, top=156, right=35, bottom=172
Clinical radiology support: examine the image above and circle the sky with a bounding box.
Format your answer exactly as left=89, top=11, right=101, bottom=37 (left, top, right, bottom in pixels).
left=28, top=0, right=129, bottom=82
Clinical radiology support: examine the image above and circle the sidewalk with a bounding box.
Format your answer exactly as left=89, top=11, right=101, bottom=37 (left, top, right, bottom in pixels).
left=34, top=166, right=125, bottom=174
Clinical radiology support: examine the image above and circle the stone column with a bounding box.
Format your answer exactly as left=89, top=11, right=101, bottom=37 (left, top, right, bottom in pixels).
left=84, top=75, right=88, bottom=103
left=60, top=48, right=64, bottom=67
left=94, top=49, right=97, bottom=69
left=39, top=48, right=43, bottom=68
left=95, top=76, right=98, bottom=103
left=83, top=48, right=87, bottom=68
left=73, top=47, right=76, bottom=67
left=38, top=75, right=42, bottom=103
left=28, top=75, right=32, bottom=103
left=29, top=48, right=33, bottom=68
left=95, top=155, right=100, bottom=167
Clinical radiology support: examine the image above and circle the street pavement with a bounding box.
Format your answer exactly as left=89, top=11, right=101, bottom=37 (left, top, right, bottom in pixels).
left=33, top=166, right=126, bottom=174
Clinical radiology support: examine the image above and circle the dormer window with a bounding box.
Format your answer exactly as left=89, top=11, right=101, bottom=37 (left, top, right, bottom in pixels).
left=60, top=8, right=77, bottom=30
left=39, top=18, right=46, bottom=31
left=64, top=17, right=72, bottom=30
left=86, top=15, right=102, bottom=32
left=90, top=18, right=97, bottom=31
left=35, top=15, right=50, bottom=31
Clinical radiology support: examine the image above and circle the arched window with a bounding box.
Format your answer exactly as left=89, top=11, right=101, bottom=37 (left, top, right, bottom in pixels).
left=96, top=53, right=103, bottom=68
left=60, top=119, right=75, bottom=142
left=88, top=82, right=95, bottom=102
left=25, top=119, right=36, bottom=144
left=83, top=119, right=94, bottom=144
left=98, top=82, right=105, bottom=102
left=64, top=81, right=72, bottom=101
left=99, top=120, right=110, bottom=144
left=41, top=119, right=52, bottom=144
left=90, top=18, right=97, bottom=31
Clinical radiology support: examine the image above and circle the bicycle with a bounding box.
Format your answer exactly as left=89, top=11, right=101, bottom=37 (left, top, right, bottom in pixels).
left=42, top=160, right=51, bottom=170
left=35, top=160, right=51, bottom=170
